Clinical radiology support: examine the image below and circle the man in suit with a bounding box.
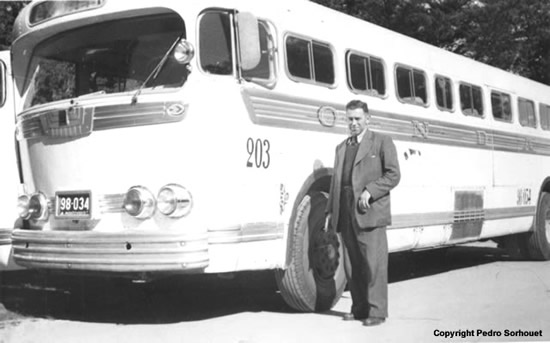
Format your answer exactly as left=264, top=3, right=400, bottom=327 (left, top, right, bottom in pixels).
left=325, top=99, right=400, bottom=326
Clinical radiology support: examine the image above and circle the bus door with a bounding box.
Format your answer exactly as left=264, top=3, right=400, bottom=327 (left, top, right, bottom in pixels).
left=0, top=51, right=22, bottom=270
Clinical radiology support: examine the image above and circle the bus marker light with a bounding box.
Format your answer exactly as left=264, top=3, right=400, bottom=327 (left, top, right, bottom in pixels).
left=157, top=184, right=193, bottom=218
left=174, top=40, right=195, bottom=64
left=123, top=186, right=156, bottom=219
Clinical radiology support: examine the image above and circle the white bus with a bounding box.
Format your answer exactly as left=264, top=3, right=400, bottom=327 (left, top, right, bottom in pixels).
left=10, top=0, right=550, bottom=311
left=0, top=50, right=23, bottom=271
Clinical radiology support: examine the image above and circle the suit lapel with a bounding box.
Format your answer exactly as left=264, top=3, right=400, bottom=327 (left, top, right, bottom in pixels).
left=354, top=130, right=374, bottom=166
left=336, top=141, right=346, bottom=168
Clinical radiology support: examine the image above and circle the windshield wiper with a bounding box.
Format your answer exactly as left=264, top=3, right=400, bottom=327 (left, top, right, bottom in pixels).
left=131, top=35, right=183, bottom=105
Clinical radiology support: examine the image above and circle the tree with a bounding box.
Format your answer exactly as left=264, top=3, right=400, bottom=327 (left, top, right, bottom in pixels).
left=312, top=0, right=550, bottom=85
left=0, top=1, right=30, bottom=50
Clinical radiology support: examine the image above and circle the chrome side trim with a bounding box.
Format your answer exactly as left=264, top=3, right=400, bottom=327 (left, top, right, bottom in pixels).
left=12, top=229, right=209, bottom=272
left=98, top=194, right=126, bottom=214
left=389, top=206, right=536, bottom=230
left=242, top=88, right=550, bottom=156
left=18, top=101, right=187, bottom=139
left=208, top=222, right=284, bottom=244
left=93, top=102, right=187, bottom=131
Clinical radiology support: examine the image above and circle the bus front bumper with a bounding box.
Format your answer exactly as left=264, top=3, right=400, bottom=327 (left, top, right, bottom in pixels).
left=11, top=229, right=209, bottom=272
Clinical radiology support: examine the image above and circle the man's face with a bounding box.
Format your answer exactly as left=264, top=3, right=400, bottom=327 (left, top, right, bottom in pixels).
left=346, top=107, right=369, bottom=136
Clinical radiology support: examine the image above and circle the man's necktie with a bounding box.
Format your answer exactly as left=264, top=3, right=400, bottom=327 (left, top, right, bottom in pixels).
left=347, top=135, right=358, bottom=145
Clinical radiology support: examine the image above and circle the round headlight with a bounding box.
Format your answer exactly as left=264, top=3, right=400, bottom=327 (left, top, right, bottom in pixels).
left=17, top=195, right=30, bottom=219
left=157, top=187, right=177, bottom=215
left=156, top=184, right=193, bottom=218
left=173, top=39, right=195, bottom=64
left=123, top=186, right=156, bottom=219
left=28, top=192, right=49, bottom=221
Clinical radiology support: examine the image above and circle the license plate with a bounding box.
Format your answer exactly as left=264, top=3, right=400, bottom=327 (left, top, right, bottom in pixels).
left=55, top=191, right=92, bottom=218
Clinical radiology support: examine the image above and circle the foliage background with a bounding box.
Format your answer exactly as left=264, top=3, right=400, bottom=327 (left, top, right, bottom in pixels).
left=2, top=1, right=550, bottom=84
left=312, top=0, right=550, bottom=85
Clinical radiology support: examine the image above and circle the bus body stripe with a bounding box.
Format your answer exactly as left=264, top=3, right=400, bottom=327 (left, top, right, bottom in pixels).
left=17, top=101, right=187, bottom=139
left=389, top=206, right=535, bottom=230
left=242, top=88, right=550, bottom=156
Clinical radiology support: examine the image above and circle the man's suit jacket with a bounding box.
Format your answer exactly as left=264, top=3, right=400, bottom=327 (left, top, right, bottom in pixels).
left=326, top=130, right=401, bottom=230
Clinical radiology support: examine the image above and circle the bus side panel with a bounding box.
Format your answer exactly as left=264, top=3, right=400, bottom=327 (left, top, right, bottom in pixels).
left=0, top=51, right=22, bottom=270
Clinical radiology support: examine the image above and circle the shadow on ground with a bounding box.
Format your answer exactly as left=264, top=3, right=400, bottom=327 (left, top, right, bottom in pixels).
left=0, top=243, right=517, bottom=324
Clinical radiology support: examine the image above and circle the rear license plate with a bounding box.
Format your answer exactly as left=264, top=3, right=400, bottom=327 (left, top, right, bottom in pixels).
left=55, top=191, right=91, bottom=218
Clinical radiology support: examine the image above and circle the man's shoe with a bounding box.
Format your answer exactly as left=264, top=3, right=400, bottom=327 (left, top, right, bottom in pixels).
left=363, top=317, right=385, bottom=326
left=342, top=313, right=366, bottom=321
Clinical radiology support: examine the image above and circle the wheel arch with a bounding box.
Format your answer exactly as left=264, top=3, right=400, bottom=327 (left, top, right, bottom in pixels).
left=536, top=177, right=550, bottom=226
left=283, top=167, right=333, bottom=268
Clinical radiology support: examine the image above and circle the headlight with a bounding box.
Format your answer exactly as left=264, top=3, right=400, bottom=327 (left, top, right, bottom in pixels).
left=156, top=184, right=193, bottom=217
left=24, top=192, right=49, bottom=221
left=123, top=186, right=156, bottom=219
left=17, top=195, right=30, bottom=219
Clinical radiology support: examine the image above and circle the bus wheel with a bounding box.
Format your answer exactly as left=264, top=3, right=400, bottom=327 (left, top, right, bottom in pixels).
left=525, top=192, right=550, bottom=260
left=275, top=192, right=346, bottom=312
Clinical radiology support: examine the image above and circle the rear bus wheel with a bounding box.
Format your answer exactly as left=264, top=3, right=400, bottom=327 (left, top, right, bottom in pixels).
left=275, top=192, right=346, bottom=312
left=525, top=192, right=550, bottom=260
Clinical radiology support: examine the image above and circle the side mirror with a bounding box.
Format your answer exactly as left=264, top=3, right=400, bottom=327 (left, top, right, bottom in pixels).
left=236, top=12, right=261, bottom=71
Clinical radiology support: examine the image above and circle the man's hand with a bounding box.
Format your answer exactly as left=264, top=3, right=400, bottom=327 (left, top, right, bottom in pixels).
left=324, top=213, right=332, bottom=232
left=358, top=189, right=371, bottom=213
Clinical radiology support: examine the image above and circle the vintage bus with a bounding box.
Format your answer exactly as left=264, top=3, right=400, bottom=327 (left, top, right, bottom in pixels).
left=10, top=0, right=550, bottom=311
left=0, top=50, right=23, bottom=271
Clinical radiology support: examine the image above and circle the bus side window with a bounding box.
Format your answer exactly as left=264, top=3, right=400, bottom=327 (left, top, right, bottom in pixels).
left=491, top=91, right=512, bottom=122
left=518, top=98, right=537, bottom=128
left=347, top=51, right=386, bottom=97
left=396, top=65, right=427, bottom=105
left=286, top=36, right=311, bottom=80
left=242, top=21, right=275, bottom=82
left=0, top=60, right=5, bottom=108
left=435, top=75, right=453, bottom=111
left=540, top=103, right=550, bottom=131
left=199, top=11, right=233, bottom=75
left=460, top=83, right=483, bottom=117
left=285, top=34, right=335, bottom=86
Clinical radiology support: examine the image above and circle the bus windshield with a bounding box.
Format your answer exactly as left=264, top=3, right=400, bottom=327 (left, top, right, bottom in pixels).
left=24, top=12, right=187, bottom=109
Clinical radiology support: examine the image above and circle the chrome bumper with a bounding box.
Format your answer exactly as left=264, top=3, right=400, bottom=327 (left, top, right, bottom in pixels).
left=12, top=229, right=209, bottom=272
left=0, top=229, right=12, bottom=246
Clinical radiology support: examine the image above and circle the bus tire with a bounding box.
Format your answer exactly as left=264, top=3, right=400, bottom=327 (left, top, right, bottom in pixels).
left=275, top=192, right=346, bottom=312
left=525, top=192, right=550, bottom=260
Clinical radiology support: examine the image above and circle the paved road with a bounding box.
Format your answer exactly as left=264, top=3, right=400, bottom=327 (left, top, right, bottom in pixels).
left=0, top=242, right=549, bottom=343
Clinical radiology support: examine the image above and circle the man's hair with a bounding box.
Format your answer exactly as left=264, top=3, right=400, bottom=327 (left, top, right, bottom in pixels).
left=346, top=99, right=369, bottom=114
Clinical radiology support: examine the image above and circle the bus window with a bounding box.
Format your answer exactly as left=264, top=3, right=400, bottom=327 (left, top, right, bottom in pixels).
left=435, top=75, right=453, bottom=111
left=459, top=83, right=483, bottom=117
left=347, top=51, right=386, bottom=97
left=540, top=103, right=550, bottom=130
left=518, top=98, right=537, bottom=128
left=0, top=60, right=5, bottom=108
left=396, top=65, right=427, bottom=105
left=24, top=12, right=187, bottom=108
left=313, top=42, right=334, bottom=84
left=285, top=35, right=335, bottom=86
left=242, top=21, right=275, bottom=82
left=491, top=91, right=512, bottom=122
left=200, top=11, right=233, bottom=75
